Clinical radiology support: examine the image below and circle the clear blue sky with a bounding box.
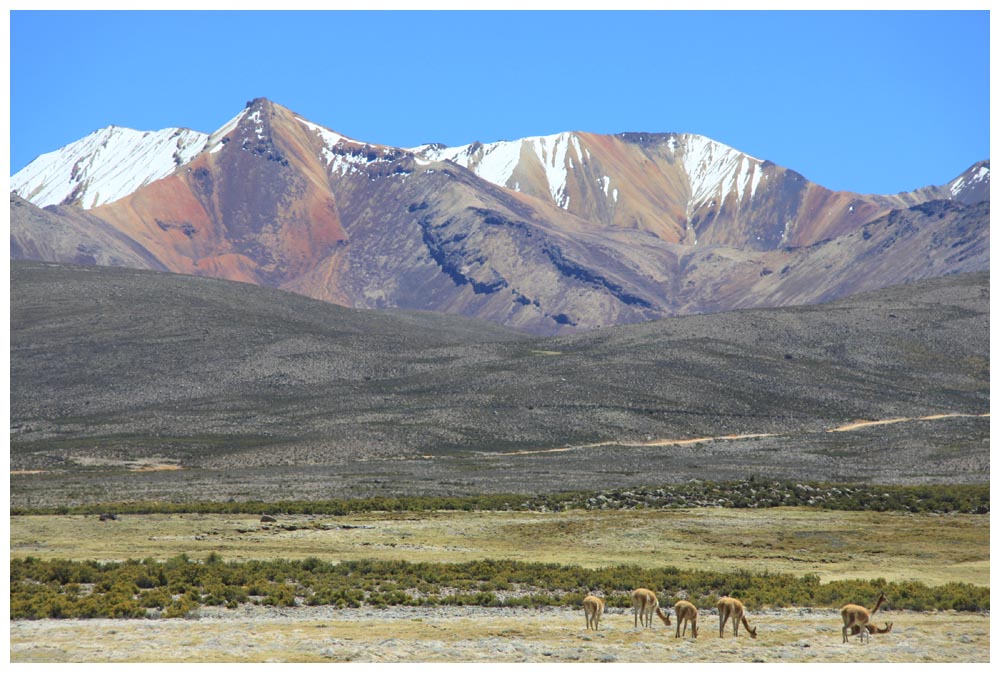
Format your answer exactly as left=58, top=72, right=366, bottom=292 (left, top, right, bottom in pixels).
left=9, top=10, right=990, bottom=195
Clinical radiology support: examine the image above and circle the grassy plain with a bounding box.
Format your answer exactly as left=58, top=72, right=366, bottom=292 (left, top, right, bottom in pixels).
left=11, top=507, right=988, bottom=587
left=10, top=502, right=989, bottom=662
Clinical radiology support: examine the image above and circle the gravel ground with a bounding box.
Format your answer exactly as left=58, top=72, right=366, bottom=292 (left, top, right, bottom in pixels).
left=11, top=264, right=989, bottom=500
left=10, top=414, right=990, bottom=510
left=10, top=605, right=989, bottom=663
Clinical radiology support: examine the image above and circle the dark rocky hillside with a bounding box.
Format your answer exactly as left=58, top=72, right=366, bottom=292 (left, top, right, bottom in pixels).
left=10, top=262, right=989, bottom=506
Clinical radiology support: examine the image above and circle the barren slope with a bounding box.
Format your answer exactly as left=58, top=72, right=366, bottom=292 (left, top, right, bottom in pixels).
left=10, top=261, right=988, bottom=506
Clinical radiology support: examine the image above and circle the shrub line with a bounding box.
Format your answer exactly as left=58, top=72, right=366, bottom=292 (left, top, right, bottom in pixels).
left=10, top=555, right=989, bottom=620
left=10, top=479, right=989, bottom=517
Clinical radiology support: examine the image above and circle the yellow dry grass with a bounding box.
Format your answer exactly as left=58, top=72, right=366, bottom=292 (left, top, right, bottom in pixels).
left=10, top=507, right=988, bottom=587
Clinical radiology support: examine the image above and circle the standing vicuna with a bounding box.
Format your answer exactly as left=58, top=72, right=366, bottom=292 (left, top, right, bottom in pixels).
left=841, top=592, right=888, bottom=643
left=717, top=596, right=757, bottom=639
left=632, top=588, right=671, bottom=628
left=582, top=595, right=605, bottom=631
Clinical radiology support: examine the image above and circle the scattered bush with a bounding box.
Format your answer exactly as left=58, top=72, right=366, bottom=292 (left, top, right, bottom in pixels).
left=164, top=594, right=199, bottom=619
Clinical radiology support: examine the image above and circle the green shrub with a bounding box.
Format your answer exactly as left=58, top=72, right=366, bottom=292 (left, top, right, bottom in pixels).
left=262, top=584, right=297, bottom=607
left=164, top=594, right=199, bottom=618
left=138, top=587, right=172, bottom=609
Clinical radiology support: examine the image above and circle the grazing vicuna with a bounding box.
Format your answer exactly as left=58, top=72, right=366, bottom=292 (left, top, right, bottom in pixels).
left=582, top=595, right=605, bottom=631
left=717, top=596, right=756, bottom=639
left=632, top=588, right=671, bottom=628
left=841, top=592, right=888, bottom=643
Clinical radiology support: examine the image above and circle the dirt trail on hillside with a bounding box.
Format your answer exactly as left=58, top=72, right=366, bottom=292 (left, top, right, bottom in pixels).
left=826, top=413, right=989, bottom=433
left=495, top=433, right=778, bottom=456
left=494, top=412, right=990, bottom=457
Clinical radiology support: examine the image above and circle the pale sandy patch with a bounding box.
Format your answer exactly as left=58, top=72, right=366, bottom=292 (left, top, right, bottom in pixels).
left=132, top=464, right=184, bottom=472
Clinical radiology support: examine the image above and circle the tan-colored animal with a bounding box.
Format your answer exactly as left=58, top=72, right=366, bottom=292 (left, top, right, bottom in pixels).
left=632, top=588, right=671, bottom=628
left=841, top=593, right=888, bottom=643
left=674, top=600, right=698, bottom=638
left=851, top=621, right=893, bottom=643
left=582, top=595, right=605, bottom=631
left=717, top=596, right=757, bottom=639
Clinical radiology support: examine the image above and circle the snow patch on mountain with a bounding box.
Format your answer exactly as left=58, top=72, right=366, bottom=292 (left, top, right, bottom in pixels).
left=678, top=134, right=764, bottom=209
left=296, top=116, right=351, bottom=166
left=414, top=132, right=584, bottom=209
left=528, top=133, right=573, bottom=207
left=325, top=143, right=403, bottom=177
left=248, top=109, right=266, bottom=140
left=208, top=109, right=248, bottom=154
left=949, top=163, right=990, bottom=197
left=415, top=138, right=522, bottom=189
left=468, top=141, right=523, bottom=188
left=296, top=117, right=346, bottom=148
left=329, top=152, right=366, bottom=176
left=570, top=135, right=584, bottom=167
left=12, top=126, right=208, bottom=208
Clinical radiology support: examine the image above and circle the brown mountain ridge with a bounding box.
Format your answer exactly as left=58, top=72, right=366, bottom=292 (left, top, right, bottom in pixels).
left=10, top=98, right=990, bottom=334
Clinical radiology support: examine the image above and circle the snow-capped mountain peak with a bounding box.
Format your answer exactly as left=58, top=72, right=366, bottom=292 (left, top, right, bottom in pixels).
left=11, top=125, right=208, bottom=208
left=947, top=160, right=990, bottom=205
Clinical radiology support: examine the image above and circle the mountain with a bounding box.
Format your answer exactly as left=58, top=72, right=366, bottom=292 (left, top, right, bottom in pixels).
left=10, top=125, right=208, bottom=209
left=10, top=261, right=989, bottom=504
left=10, top=193, right=168, bottom=270
left=10, top=98, right=990, bottom=334
left=413, top=131, right=960, bottom=250
left=946, top=160, right=991, bottom=205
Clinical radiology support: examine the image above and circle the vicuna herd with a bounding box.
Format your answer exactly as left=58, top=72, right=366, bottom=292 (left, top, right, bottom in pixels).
left=583, top=590, right=891, bottom=645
